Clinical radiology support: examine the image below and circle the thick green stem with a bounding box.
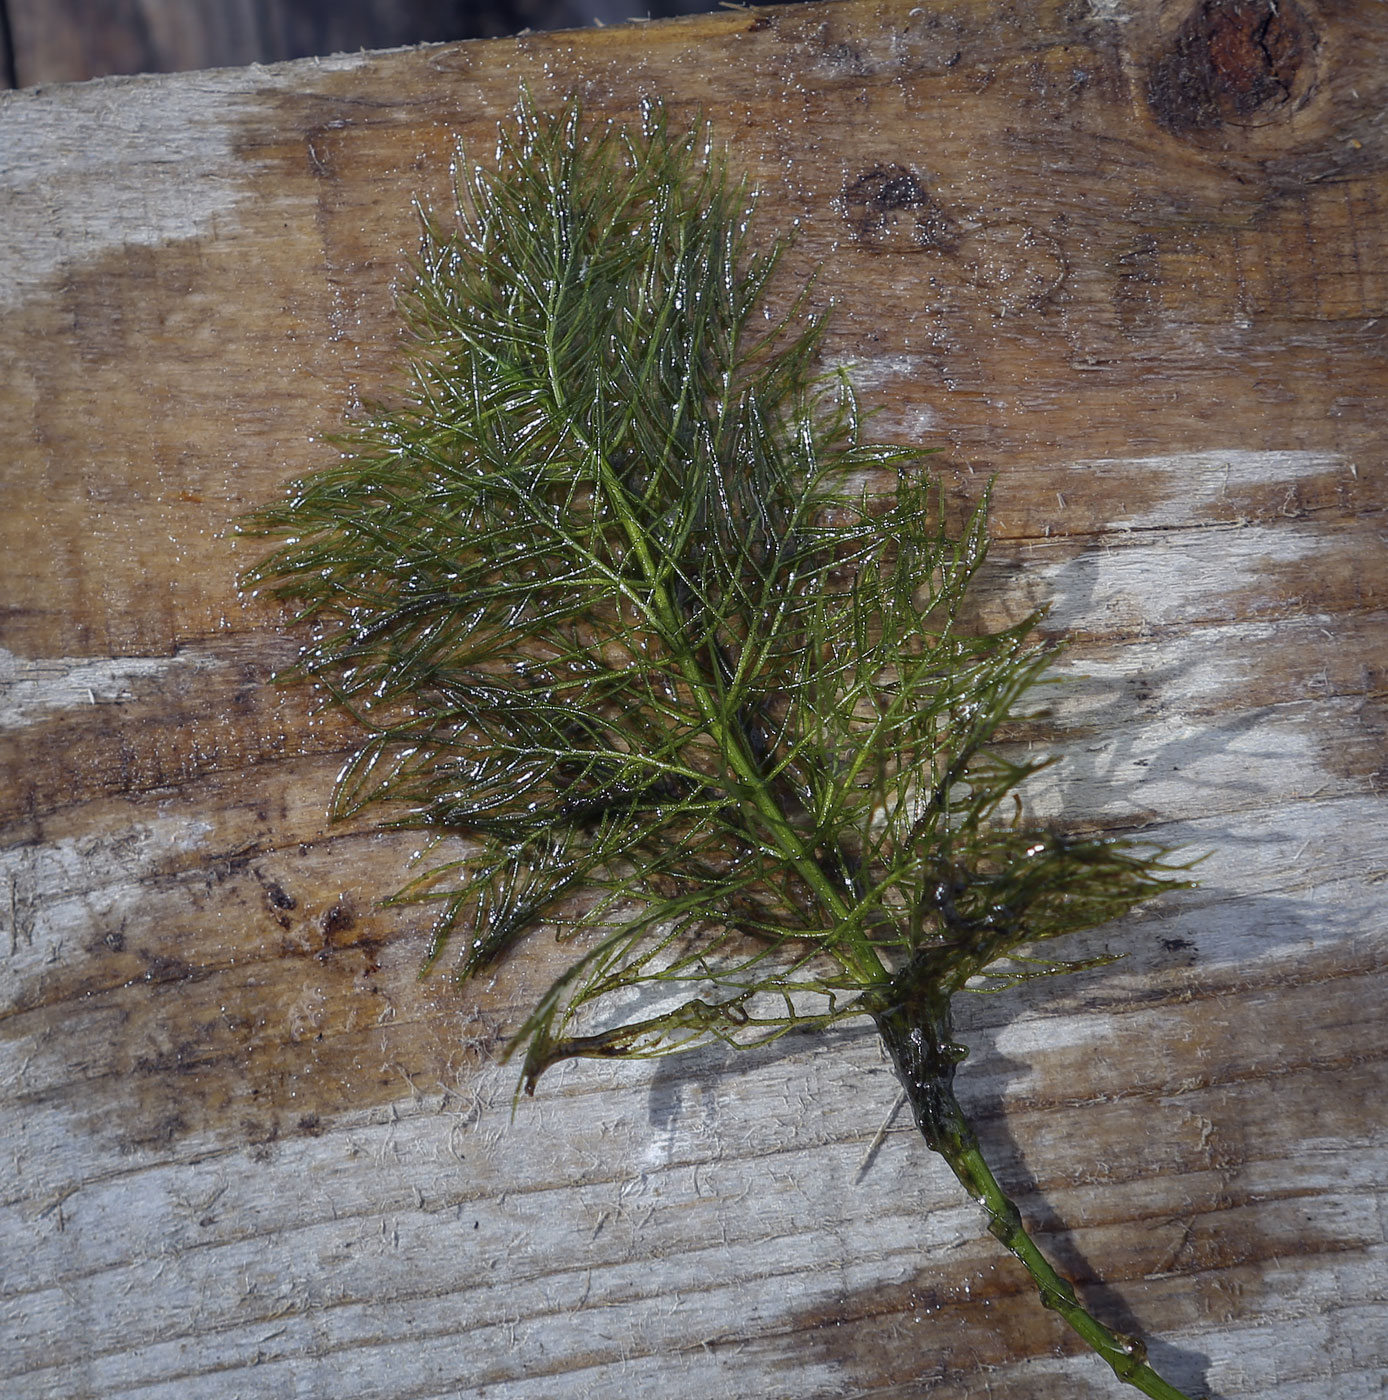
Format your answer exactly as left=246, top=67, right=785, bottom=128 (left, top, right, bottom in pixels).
left=873, top=986, right=1198, bottom=1400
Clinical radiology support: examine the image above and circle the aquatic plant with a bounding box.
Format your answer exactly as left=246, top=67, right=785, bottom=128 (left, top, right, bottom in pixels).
left=243, top=99, right=1195, bottom=1398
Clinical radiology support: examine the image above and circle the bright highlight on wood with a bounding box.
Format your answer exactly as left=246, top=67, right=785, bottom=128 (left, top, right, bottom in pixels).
left=243, top=97, right=1197, bottom=1398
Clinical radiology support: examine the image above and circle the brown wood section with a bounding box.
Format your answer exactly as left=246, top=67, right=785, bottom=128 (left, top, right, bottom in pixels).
left=1, top=2, right=1385, bottom=1397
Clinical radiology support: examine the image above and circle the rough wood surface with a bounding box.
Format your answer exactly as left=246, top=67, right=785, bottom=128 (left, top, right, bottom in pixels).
left=2, top=1, right=1385, bottom=1397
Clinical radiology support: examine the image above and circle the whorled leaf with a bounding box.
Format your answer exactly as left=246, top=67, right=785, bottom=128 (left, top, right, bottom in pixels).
left=242, top=96, right=1200, bottom=1400
left=242, top=97, right=1183, bottom=1080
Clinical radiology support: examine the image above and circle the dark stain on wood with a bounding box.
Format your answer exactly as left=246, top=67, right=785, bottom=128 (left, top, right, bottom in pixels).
left=0, top=643, right=362, bottom=830
left=265, top=881, right=295, bottom=910
left=0, top=770, right=538, bottom=1157
left=1146, top=0, right=1318, bottom=136
left=841, top=163, right=958, bottom=252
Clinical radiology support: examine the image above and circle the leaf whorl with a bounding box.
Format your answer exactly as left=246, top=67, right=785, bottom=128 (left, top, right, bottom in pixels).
left=242, top=98, right=1182, bottom=1085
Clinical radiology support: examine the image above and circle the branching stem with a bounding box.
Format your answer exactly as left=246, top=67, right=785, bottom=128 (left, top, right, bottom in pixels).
left=557, top=379, right=891, bottom=991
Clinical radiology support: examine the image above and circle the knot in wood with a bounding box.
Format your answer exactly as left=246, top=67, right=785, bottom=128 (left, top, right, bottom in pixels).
left=1146, top=0, right=1318, bottom=138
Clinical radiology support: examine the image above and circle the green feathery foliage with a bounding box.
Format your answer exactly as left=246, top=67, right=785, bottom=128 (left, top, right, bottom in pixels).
left=242, top=99, right=1197, bottom=1399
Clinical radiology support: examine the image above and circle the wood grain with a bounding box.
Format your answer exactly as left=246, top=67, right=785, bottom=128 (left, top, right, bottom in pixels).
left=2, top=1, right=1385, bottom=1396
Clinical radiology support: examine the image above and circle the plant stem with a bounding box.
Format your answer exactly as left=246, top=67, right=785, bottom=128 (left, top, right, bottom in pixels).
left=548, top=363, right=891, bottom=989
left=943, top=1137, right=1195, bottom=1400
left=873, top=986, right=1198, bottom=1400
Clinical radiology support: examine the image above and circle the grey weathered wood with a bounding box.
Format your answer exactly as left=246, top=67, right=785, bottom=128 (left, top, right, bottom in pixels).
left=2, top=1, right=1386, bottom=1397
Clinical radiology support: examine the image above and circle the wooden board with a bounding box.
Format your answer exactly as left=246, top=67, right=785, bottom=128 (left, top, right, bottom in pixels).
left=2, top=1, right=1385, bottom=1396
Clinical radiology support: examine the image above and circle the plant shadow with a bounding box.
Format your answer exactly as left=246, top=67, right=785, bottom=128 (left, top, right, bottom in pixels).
left=640, top=869, right=1362, bottom=1399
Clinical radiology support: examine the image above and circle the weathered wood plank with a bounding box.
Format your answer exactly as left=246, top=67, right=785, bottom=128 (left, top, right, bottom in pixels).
left=2, top=1, right=1386, bottom=1397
